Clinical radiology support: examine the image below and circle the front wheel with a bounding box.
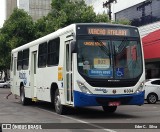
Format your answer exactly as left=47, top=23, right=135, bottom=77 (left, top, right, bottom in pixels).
left=102, top=106, right=117, bottom=113
left=20, top=86, right=32, bottom=105
left=54, top=89, right=67, bottom=114
left=147, top=93, right=158, bottom=104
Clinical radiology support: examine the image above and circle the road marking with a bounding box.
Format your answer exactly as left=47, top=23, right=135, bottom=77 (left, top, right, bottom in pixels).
left=35, top=107, right=117, bottom=132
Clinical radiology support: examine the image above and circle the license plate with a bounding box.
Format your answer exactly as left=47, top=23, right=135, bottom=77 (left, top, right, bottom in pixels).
left=108, top=101, right=120, bottom=106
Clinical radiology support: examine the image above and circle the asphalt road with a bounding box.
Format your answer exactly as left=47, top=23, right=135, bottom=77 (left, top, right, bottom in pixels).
left=0, top=88, right=160, bottom=132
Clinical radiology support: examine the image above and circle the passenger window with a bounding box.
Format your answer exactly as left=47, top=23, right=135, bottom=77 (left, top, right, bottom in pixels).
left=38, top=42, right=47, bottom=68
left=22, top=49, right=29, bottom=70
left=17, top=51, right=23, bottom=70
left=47, top=38, right=60, bottom=66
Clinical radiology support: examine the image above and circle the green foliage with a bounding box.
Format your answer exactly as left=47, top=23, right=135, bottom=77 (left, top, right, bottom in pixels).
left=35, top=0, right=110, bottom=37
left=1, top=8, right=35, bottom=48
left=95, top=12, right=110, bottom=23
left=112, top=19, right=131, bottom=25
left=0, top=8, right=35, bottom=70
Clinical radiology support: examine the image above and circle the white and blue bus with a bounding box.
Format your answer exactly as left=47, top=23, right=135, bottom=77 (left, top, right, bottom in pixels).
left=10, top=23, right=145, bottom=114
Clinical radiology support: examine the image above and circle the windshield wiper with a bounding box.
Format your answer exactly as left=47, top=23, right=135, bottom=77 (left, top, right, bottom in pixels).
left=92, top=36, right=110, bottom=56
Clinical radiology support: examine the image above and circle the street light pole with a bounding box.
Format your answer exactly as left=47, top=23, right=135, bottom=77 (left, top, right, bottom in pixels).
left=103, top=0, right=117, bottom=21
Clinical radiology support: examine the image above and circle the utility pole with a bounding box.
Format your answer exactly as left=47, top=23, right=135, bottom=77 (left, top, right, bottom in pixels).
left=137, top=0, right=152, bottom=25
left=103, top=0, right=117, bottom=21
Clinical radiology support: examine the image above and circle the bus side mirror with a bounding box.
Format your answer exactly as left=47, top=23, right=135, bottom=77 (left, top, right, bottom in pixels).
left=71, top=41, right=77, bottom=53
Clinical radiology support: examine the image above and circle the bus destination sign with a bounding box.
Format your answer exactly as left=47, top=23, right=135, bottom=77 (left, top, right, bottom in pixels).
left=88, top=28, right=128, bottom=36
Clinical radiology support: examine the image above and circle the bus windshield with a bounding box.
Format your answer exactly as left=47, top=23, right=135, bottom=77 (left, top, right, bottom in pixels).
left=77, top=37, right=143, bottom=80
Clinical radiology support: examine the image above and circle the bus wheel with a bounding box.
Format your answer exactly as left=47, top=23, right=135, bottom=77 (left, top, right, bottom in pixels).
left=102, top=106, right=117, bottom=113
left=54, top=89, right=66, bottom=115
left=20, top=86, right=31, bottom=105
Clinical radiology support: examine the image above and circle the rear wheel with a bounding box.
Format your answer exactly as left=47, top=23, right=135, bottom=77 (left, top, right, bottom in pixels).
left=147, top=93, right=158, bottom=104
left=54, top=89, right=67, bottom=114
left=20, top=85, right=32, bottom=105
left=102, top=106, right=117, bottom=113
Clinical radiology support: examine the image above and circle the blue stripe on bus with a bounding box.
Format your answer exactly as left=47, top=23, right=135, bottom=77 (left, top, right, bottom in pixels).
left=73, top=91, right=144, bottom=107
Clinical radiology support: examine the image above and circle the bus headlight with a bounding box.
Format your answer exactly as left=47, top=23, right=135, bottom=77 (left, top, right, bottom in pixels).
left=135, top=82, right=144, bottom=94
left=77, top=81, right=92, bottom=94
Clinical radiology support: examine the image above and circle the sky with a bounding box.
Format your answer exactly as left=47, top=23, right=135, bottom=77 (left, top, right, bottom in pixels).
left=85, top=0, right=145, bottom=14
left=0, top=0, right=5, bottom=28
left=0, top=0, right=146, bottom=28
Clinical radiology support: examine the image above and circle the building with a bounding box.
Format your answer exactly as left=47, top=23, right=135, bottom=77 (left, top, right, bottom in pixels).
left=18, top=0, right=52, bottom=21
left=6, top=0, right=17, bottom=19
left=5, top=0, right=52, bottom=21
left=113, top=0, right=160, bottom=79
left=114, top=0, right=160, bottom=27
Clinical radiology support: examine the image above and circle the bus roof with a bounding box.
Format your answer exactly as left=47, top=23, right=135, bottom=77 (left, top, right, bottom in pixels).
left=12, top=24, right=76, bottom=53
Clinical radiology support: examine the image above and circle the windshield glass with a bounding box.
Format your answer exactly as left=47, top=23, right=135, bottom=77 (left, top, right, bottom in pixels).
left=77, top=37, right=143, bottom=80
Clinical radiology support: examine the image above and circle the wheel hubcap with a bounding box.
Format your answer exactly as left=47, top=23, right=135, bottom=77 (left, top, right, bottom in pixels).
left=149, top=95, right=156, bottom=103
left=21, top=90, right=24, bottom=102
left=55, top=94, right=61, bottom=112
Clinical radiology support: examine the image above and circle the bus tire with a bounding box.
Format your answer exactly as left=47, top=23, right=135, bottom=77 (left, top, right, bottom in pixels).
left=54, top=89, right=66, bottom=115
left=147, top=93, right=158, bottom=104
left=20, top=85, right=32, bottom=105
left=102, top=106, right=117, bottom=113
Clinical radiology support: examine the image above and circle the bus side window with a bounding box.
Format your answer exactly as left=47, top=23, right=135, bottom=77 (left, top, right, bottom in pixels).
left=47, top=37, right=60, bottom=66
left=22, top=49, right=29, bottom=70
left=17, top=51, right=23, bottom=70
left=38, top=42, right=47, bottom=68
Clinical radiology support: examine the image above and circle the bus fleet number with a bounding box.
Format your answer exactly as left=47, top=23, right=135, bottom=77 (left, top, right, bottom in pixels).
left=124, top=89, right=133, bottom=93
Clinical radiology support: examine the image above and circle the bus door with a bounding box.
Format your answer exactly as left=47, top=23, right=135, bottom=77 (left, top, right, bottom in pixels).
left=65, top=41, right=73, bottom=104
left=31, top=51, right=37, bottom=100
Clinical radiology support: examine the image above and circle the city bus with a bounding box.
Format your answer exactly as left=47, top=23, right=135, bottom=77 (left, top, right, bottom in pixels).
left=10, top=23, right=145, bottom=114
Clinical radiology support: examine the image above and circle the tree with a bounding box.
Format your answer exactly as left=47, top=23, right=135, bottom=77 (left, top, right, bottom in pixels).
left=113, top=18, right=131, bottom=25
left=0, top=8, right=35, bottom=79
left=1, top=8, right=35, bottom=48
left=35, top=0, right=110, bottom=37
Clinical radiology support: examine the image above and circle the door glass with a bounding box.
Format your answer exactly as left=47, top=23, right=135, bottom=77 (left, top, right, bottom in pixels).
left=66, top=44, right=69, bottom=72
left=14, top=58, right=16, bottom=75
left=34, top=53, right=37, bottom=74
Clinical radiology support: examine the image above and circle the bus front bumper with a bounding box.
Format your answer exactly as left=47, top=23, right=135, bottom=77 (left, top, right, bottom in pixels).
left=74, top=91, right=145, bottom=107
